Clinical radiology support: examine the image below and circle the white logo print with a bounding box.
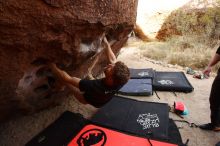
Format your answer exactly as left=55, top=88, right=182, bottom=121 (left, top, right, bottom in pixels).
left=137, top=113, right=160, bottom=129
left=158, top=80, right=174, bottom=85
left=138, top=71, right=149, bottom=77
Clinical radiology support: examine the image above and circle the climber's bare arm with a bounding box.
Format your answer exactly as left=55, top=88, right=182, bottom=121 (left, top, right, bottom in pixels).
left=48, top=63, right=81, bottom=88
left=103, top=37, right=116, bottom=64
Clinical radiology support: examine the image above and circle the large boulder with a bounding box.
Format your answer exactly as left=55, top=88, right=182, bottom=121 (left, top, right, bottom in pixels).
left=156, top=1, right=220, bottom=41
left=0, top=0, right=138, bottom=121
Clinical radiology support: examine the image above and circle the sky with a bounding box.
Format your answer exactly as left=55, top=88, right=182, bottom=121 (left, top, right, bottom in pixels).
left=137, top=0, right=191, bottom=15
left=136, top=0, right=191, bottom=38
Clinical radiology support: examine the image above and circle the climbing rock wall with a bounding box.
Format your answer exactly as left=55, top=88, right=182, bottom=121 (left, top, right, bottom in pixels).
left=0, top=0, right=138, bottom=121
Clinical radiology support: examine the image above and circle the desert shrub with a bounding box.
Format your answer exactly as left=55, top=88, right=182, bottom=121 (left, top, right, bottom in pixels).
left=140, top=42, right=168, bottom=60
left=137, top=35, right=219, bottom=72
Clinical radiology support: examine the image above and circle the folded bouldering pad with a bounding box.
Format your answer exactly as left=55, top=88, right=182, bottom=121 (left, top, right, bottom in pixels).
left=118, top=79, right=153, bottom=96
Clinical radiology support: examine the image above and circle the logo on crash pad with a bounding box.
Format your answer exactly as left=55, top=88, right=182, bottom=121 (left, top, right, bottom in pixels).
left=77, top=128, right=107, bottom=146
left=138, top=71, right=149, bottom=77
left=137, top=113, right=160, bottom=129
left=158, top=80, right=174, bottom=85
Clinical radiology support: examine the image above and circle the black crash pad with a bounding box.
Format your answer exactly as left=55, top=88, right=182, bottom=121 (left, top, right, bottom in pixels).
left=129, top=68, right=154, bottom=79
left=25, top=111, right=88, bottom=146
left=92, top=96, right=169, bottom=140
left=153, top=71, right=193, bottom=92
left=26, top=111, right=184, bottom=146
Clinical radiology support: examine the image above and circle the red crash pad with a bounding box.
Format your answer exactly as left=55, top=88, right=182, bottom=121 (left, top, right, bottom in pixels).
left=68, top=124, right=177, bottom=146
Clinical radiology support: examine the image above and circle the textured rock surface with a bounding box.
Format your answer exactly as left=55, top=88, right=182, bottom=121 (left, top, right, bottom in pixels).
left=156, top=1, right=220, bottom=41
left=0, top=0, right=138, bottom=121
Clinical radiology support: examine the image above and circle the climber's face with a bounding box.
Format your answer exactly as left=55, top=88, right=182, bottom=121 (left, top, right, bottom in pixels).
left=104, top=64, right=115, bottom=86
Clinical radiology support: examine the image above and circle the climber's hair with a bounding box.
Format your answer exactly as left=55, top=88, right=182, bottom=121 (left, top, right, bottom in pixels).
left=112, top=61, right=130, bottom=86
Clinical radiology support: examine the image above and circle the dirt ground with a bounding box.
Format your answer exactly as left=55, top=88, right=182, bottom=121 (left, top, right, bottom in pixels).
left=0, top=46, right=220, bottom=146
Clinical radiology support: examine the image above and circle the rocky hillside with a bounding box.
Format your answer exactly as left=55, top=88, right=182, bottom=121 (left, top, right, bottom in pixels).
left=156, top=0, right=220, bottom=43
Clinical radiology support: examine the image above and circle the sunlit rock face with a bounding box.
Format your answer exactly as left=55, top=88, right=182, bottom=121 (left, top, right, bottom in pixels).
left=156, top=1, right=220, bottom=41
left=0, top=0, right=138, bottom=121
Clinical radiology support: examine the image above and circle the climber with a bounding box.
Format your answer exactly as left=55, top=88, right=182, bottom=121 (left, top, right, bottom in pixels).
left=48, top=36, right=130, bottom=108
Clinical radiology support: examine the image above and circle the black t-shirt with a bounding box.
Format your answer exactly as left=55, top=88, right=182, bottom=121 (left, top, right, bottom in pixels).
left=216, top=46, right=220, bottom=55
left=79, top=79, right=122, bottom=108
